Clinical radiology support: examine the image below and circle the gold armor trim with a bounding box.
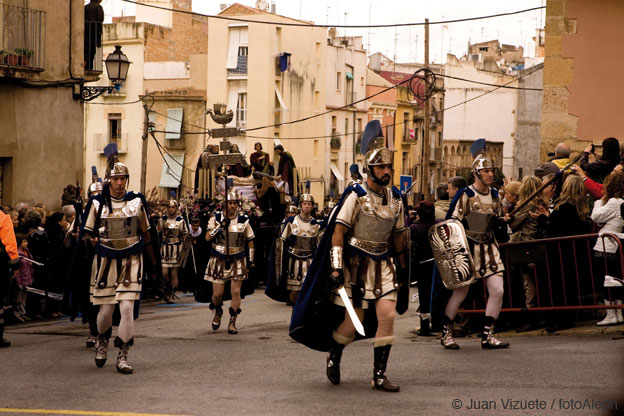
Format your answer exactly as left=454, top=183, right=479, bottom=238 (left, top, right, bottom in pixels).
left=99, top=236, right=141, bottom=250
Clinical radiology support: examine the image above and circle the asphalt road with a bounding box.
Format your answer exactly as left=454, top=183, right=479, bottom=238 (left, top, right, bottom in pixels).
left=1, top=291, right=624, bottom=416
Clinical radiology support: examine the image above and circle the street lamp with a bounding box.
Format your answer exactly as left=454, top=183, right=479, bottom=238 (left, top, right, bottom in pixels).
left=80, top=45, right=132, bottom=102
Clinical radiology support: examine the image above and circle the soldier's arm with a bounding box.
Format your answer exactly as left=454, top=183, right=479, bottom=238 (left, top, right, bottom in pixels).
left=330, top=223, right=348, bottom=279
left=392, top=231, right=407, bottom=268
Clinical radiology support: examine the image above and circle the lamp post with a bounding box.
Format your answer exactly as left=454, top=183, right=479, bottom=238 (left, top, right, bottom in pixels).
left=80, top=45, right=131, bottom=102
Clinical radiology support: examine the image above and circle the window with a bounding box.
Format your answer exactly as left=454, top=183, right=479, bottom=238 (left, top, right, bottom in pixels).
left=165, top=108, right=183, bottom=140
left=108, top=113, right=122, bottom=143
left=344, top=118, right=349, bottom=137
left=331, top=116, right=337, bottom=135
left=236, top=93, right=247, bottom=128
left=314, top=139, right=319, bottom=158
left=360, top=76, right=364, bottom=87
left=226, top=26, right=248, bottom=73
left=336, top=72, right=341, bottom=91
left=479, top=46, right=488, bottom=52
left=403, top=112, right=410, bottom=140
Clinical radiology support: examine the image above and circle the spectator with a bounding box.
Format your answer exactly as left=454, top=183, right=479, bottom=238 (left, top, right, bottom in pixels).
left=576, top=162, right=624, bottom=200
left=534, top=142, right=572, bottom=178
left=508, top=176, right=548, bottom=330
left=14, top=234, right=33, bottom=322
left=590, top=171, right=624, bottom=325
left=434, top=183, right=450, bottom=220
left=580, top=137, right=621, bottom=184
left=227, top=144, right=249, bottom=177
left=410, top=201, right=438, bottom=336
left=447, top=176, right=468, bottom=200
left=84, top=0, right=104, bottom=70
left=0, top=208, right=19, bottom=347
left=541, top=173, right=557, bottom=212
left=502, top=180, right=520, bottom=214
left=542, top=175, right=592, bottom=332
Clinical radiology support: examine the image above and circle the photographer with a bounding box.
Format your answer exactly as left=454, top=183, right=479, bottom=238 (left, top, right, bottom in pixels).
left=580, top=137, right=621, bottom=184
left=534, top=142, right=572, bottom=178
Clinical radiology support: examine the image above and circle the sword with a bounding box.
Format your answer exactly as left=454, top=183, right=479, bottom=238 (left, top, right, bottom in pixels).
left=337, top=286, right=365, bottom=336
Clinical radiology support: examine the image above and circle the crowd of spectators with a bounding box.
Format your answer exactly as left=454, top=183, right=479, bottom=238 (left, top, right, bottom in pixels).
left=408, top=137, right=624, bottom=335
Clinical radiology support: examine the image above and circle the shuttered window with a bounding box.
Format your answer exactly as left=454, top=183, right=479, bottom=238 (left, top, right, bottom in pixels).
left=165, top=108, right=183, bottom=140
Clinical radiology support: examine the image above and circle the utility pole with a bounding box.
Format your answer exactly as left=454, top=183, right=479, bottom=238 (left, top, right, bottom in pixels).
left=140, top=96, right=151, bottom=194
left=422, top=18, right=430, bottom=200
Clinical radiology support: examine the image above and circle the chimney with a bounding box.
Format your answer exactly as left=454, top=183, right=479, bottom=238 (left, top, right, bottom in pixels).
left=270, top=2, right=276, bottom=14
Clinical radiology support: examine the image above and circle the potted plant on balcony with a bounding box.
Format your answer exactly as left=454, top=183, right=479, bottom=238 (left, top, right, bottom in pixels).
left=1, top=50, right=19, bottom=66
left=330, top=136, right=341, bottom=150
left=15, top=48, right=34, bottom=66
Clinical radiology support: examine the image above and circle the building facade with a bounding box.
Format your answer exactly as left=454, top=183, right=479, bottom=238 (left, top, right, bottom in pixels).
left=84, top=0, right=208, bottom=200
left=542, top=0, right=624, bottom=160
left=1, top=0, right=87, bottom=209
left=206, top=3, right=327, bottom=204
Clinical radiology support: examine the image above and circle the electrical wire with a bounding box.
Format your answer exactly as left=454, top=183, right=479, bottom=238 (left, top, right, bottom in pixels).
left=121, top=0, right=544, bottom=29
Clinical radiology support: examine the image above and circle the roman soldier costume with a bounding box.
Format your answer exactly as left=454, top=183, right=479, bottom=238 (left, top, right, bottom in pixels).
left=158, top=200, right=188, bottom=268
left=290, top=120, right=409, bottom=392
left=204, top=189, right=255, bottom=334
left=437, top=142, right=510, bottom=351
left=82, top=145, right=156, bottom=374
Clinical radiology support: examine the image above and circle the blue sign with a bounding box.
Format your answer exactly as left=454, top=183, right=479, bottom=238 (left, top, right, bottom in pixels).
left=400, top=175, right=413, bottom=195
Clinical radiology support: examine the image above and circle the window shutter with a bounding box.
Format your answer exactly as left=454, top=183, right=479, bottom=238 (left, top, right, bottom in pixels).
left=165, top=108, right=183, bottom=140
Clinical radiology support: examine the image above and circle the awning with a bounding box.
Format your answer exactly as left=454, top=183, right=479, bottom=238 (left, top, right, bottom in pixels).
left=346, top=72, right=353, bottom=80
left=331, top=162, right=345, bottom=193
left=159, top=154, right=184, bottom=188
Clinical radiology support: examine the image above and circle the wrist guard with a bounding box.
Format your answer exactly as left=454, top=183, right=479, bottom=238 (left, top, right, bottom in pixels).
left=248, top=248, right=255, bottom=264
left=330, top=246, right=343, bottom=271
left=209, top=226, right=222, bottom=238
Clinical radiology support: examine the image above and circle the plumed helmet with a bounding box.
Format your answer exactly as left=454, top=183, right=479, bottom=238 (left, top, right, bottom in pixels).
left=88, top=182, right=103, bottom=196
left=361, top=120, right=393, bottom=174
left=168, top=199, right=178, bottom=208
left=226, top=188, right=241, bottom=202
left=327, top=201, right=336, bottom=209
left=471, top=154, right=494, bottom=173
left=299, top=193, right=315, bottom=205
left=285, top=204, right=298, bottom=214
left=110, top=162, right=129, bottom=178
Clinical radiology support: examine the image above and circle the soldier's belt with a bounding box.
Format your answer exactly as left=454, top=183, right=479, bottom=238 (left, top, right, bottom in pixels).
left=348, top=237, right=389, bottom=255
left=465, top=230, right=494, bottom=244
left=163, top=238, right=181, bottom=244
left=98, top=236, right=141, bottom=250
left=287, top=247, right=314, bottom=258
left=214, top=244, right=245, bottom=255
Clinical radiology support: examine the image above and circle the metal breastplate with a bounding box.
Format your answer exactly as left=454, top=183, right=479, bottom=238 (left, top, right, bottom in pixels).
left=288, top=235, right=317, bottom=257
left=98, top=217, right=140, bottom=250
left=163, top=222, right=182, bottom=244
left=214, top=222, right=246, bottom=255
left=348, top=193, right=400, bottom=255
left=463, top=193, right=498, bottom=244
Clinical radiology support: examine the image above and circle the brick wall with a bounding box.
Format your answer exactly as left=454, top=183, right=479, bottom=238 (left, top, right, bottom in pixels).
left=144, top=0, right=207, bottom=62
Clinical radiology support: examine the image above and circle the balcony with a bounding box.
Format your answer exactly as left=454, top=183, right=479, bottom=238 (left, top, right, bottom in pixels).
left=0, top=3, right=46, bottom=72
left=84, top=20, right=104, bottom=74
left=94, top=133, right=128, bottom=154
left=227, top=55, right=247, bottom=76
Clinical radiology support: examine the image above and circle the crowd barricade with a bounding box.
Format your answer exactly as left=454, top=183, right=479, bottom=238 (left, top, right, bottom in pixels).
left=459, top=233, right=624, bottom=313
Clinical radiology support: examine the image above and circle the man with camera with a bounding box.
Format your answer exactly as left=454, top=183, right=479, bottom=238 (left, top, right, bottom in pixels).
left=534, top=142, right=573, bottom=179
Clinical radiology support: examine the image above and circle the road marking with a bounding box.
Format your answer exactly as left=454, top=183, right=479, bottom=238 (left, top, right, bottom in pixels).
left=0, top=409, right=192, bottom=416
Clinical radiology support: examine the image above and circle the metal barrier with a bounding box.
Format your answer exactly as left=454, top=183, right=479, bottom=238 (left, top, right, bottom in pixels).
left=458, top=233, right=624, bottom=313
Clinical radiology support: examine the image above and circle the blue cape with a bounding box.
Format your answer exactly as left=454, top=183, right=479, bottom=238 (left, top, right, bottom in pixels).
left=289, top=184, right=403, bottom=351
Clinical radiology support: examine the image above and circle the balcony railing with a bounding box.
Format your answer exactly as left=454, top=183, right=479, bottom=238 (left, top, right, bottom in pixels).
left=84, top=20, right=103, bottom=73
left=94, top=133, right=128, bottom=154
left=0, top=3, right=46, bottom=70
left=227, top=55, right=247, bottom=76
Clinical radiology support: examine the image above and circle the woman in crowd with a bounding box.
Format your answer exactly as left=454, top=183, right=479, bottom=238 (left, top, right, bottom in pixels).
left=508, top=176, right=548, bottom=331
left=590, top=171, right=624, bottom=325
left=540, top=174, right=592, bottom=331
left=580, top=137, right=620, bottom=184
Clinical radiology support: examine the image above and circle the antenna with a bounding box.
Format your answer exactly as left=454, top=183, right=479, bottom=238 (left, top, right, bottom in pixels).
left=393, top=27, right=398, bottom=69
left=326, top=5, right=330, bottom=25
left=367, top=1, right=371, bottom=54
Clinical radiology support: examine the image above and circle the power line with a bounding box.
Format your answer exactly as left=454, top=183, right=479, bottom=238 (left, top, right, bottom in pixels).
left=437, top=73, right=542, bottom=91
left=121, top=0, right=544, bottom=29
